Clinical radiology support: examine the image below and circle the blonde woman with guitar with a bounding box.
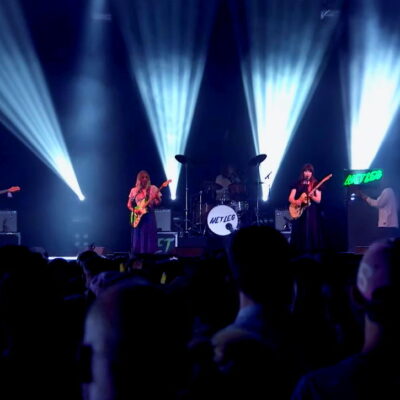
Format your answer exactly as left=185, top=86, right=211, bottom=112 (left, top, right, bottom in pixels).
left=288, top=163, right=330, bottom=255
left=127, top=170, right=170, bottom=256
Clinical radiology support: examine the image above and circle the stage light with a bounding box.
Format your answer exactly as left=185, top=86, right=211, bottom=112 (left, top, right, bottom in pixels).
left=230, top=0, right=336, bottom=200
left=341, top=0, right=400, bottom=169
left=114, top=0, right=218, bottom=200
left=0, top=1, right=84, bottom=200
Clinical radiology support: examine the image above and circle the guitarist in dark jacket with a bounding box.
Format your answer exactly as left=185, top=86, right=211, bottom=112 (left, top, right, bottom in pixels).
left=127, top=170, right=162, bottom=256
left=288, top=163, right=324, bottom=255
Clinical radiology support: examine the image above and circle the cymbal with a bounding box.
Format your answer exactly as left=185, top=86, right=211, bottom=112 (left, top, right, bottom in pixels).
left=248, top=154, right=267, bottom=166
left=175, top=154, right=206, bottom=166
left=175, top=154, right=187, bottom=164
left=202, top=181, right=223, bottom=191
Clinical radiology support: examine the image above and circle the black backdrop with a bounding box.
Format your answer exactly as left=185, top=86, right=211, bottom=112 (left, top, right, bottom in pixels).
left=0, top=0, right=399, bottom=255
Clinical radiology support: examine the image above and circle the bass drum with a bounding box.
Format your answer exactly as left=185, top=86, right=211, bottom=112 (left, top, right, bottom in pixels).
left=207, top=205, right=238, bottom=236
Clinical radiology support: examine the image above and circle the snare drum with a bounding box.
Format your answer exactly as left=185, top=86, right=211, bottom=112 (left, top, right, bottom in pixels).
left=207, top=205, right=238, bottom=236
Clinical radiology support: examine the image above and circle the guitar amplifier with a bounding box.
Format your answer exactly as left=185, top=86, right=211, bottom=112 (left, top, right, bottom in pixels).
left=155, top=209, right=171, bottom=232
left=275, top=209, right=292, bottom=232
left=0, top=210, right=17, bottom=232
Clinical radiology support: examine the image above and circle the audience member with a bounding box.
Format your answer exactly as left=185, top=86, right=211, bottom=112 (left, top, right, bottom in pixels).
left=81, top=276, right=183, bottom=400
left=205, top=225, right=297, bottom=398
left=291, top=238, right=400, bottom=399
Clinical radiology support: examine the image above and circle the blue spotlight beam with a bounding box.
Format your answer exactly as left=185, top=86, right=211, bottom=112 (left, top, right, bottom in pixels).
left=230, top=0, right=336, bottom=200
left=341, top=0, right=400, bottom=170
left=115, top=0, right=218, bottom=200
left=0, top=1, right=84, bottom=200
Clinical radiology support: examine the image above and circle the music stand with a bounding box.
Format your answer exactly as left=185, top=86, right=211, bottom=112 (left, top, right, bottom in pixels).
left=175, top=154, right=189, bottom=236
left=248, top=154, right=267, bottom=225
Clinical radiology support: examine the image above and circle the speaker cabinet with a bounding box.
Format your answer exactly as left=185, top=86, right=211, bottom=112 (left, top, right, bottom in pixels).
left=155, top=209, right=171, bottom=232
left=0, top=210, right=17, bottom=232
left=344, top=168, right=382, bottom=252
left=347, top=197, right=376, bottom=252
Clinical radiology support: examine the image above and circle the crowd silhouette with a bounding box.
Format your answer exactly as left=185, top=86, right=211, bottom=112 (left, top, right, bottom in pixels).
left=0, top=227, right=398, bottom=399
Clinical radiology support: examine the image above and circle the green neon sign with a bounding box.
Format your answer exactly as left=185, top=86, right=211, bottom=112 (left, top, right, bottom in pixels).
left=343, top=169, right=383, bottom=186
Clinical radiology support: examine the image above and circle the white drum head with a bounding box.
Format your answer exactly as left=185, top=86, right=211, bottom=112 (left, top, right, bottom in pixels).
left=207, top=205, right=238, bottom=236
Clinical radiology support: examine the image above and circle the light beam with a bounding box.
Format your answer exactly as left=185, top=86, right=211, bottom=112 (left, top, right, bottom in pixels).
left=115, top=0, right=218, bottom=200
left=230, top=0, right=336, bottom=200
left=341, top=0, right=400, bottom=169
left=0, top=0, right=84, bottom=200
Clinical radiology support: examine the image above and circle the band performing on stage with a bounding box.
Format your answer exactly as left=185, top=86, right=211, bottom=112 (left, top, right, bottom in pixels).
left=124, top=156, right=338, bottom=258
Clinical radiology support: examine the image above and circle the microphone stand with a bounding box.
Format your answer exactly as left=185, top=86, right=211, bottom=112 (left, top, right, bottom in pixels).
left=255, top=172, right=271, bottom=225
left=248, top=153, right=267, bottom=226
left=266, top=171, right=272, bottom=203
left=175, top=154, right=190, bottom=237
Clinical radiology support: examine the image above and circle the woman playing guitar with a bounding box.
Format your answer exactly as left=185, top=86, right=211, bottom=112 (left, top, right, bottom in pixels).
left=127, top=170, right=163, bottom=256
left=288, top=163, right=326, bottom=255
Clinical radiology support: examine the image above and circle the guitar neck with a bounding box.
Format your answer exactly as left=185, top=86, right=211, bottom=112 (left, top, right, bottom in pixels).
left=308, top=182, right=322, bottom=196
left=138, top=185, right=162, bottom=208
left=136, top=180, right=171, bottom=209
left=0, top=186, right=20, bottom=196
left=308, top=175, right=332, bottom=196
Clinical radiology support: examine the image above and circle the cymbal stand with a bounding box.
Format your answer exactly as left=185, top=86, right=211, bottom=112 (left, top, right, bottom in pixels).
left=248, top=153, right=267, bottom=226
left=183, top=162, right=189, bottom=236
left=198, top=190, right=203, bottom=234
left=175, top=154, right=190, bottom=237
left=255, top=163, right=262, bottom=225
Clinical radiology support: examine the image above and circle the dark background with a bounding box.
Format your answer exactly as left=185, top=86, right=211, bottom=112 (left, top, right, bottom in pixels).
left=0, top=0, right=399, bottom=255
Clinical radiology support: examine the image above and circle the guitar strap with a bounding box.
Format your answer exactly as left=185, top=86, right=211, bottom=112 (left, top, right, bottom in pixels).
left=130, top=190, right=139, bottom=206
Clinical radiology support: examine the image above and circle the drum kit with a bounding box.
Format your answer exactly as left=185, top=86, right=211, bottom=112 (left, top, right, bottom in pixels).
left=191, top=180, right=249, bottom=236
left=183, top=153, right=267, bottom=237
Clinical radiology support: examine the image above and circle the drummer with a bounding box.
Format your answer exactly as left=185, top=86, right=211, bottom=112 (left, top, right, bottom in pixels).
left=215, top=163, right=241, bottom=203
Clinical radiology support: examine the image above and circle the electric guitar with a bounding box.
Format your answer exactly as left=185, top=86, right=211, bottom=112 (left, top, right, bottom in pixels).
left=289, top=174, right=332, bottom=219
left=0, top=186, right=21, bottom=195
left=130, top=180, right=171, bottom=228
